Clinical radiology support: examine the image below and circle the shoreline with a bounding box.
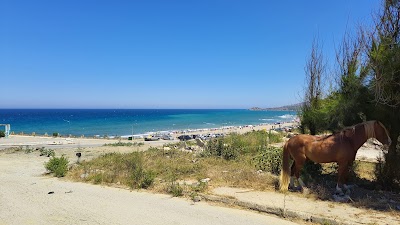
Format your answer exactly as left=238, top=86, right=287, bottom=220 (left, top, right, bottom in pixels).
left=0, top=121, right=298, bottom=150
left=1, top=109, right=298, bottom=138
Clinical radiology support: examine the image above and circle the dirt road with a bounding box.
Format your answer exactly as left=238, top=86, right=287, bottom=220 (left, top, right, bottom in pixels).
left=0, top=152, right=298, bottom=225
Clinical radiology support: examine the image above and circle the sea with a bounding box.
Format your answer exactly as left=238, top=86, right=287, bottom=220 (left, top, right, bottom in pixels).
left=0, top=109, right=297, bottom=137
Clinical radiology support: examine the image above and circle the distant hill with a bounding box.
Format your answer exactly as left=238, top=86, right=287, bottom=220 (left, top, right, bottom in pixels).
left=250, top=103, right=302, bottom=111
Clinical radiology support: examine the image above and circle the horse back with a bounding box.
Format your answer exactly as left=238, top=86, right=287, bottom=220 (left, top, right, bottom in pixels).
left=286, top=134, right=349, bottom=163
left=285, top=134, right=316, bottom=157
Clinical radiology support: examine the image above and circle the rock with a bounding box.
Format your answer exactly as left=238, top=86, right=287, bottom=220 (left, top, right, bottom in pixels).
left=163, top=147, right=171, bottom=151
left=193, top=196, right=202, bottom=202
left=80, top=173, right=89, bottom=179
left=256, top=170, right=263, bottom=174
left=200, top=178, right=210, bottom=183
left=48, top=191, right=54, bottom=194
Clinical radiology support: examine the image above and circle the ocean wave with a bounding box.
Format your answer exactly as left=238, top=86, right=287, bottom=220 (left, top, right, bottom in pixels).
left=260, top=118, right=274, bottom=121
left=204, top=122, right=216, bottom=125
left=278, top=114, right=296, bottom=119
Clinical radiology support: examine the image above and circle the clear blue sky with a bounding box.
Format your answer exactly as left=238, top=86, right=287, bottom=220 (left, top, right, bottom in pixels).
left=0, top=0, right=381, bottom=109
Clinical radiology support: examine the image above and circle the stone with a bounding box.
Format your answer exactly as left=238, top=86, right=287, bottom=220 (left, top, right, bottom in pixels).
left=200, top=178, right=210, bottom=183
left=193, top=196, right=202, bottom=202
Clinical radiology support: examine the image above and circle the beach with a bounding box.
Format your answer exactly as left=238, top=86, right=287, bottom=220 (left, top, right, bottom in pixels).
left=0, top=121, right=384, bottom=162
left=0, top=122, right=295, bottom=149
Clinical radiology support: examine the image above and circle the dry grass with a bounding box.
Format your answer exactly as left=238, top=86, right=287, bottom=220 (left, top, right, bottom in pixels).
left=67, top=148, right=278, bottom=196
left=66, top=132, right=400, bottom=214
left=67, top=131, right=283, bottom=197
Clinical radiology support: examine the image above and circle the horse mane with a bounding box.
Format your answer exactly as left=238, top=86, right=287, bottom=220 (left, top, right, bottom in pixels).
left=318, top=120, right=377, bottom=140
left=363, top=121, right=376, bottom=139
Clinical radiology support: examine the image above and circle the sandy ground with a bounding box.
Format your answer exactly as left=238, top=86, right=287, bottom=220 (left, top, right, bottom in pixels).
left=0, top=126, right=390, bottom=225
left=0, top=152, right=298, bottom=225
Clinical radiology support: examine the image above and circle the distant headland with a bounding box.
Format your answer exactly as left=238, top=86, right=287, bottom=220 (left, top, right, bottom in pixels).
left=249, top=103, right=302, bottom=111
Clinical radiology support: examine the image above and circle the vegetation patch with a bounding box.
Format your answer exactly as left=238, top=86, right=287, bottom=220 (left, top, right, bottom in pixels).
left=67, top=131, right=284, bottom=196
left=103, top=142, right=144, bottom=147
left=45, top=155, right=69, bottom=177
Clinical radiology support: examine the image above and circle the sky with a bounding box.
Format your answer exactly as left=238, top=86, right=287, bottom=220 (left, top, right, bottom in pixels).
left=0, top=0, right=382, bottom=109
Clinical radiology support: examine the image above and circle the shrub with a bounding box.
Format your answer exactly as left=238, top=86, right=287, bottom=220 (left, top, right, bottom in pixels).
left=253, top=146, right=283, bottom=175
left=45, top=155, right=69, bottom=177
left=202, top=130, right=283, bottom=160
left=52, top=132, right=59, bottom=137
left=103, top=142, right=144, bottom=147
left=39, top=148, right=55, bottom=157
left=0, top=131, right=5, bottom=138
left=126, top=152, right=155, bottom=189
left=168, top=181, right=184, bottom=197
left=204, top=138, right=240, bottom=160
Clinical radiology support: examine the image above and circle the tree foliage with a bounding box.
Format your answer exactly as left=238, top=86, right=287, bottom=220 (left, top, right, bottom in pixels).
left=300, top=38, right=327, bottom=135
left=299, top=0, right=400, bottom=189
left=366, top=0, right=400, bottom=189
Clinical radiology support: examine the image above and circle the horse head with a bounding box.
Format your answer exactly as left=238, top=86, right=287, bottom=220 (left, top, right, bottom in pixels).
left=373, top=121, right=391, bottom=146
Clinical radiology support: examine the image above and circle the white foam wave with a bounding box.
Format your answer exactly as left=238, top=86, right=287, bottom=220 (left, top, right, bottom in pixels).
left=260, top=118, right=274, bottom=121
left=278, top=114, right=296, bottom=119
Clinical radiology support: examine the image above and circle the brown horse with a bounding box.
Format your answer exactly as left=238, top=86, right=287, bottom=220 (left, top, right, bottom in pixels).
left=279, top=120, right=391, bottom=194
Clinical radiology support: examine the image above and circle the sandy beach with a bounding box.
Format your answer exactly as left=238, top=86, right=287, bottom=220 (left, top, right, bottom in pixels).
left=0, top=121, right=384, bottom=162
left=0, top=122, right=295, bottom=149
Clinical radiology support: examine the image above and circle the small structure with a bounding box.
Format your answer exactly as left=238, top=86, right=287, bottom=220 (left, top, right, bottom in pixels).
left=0, top=124, right=11, bottom=138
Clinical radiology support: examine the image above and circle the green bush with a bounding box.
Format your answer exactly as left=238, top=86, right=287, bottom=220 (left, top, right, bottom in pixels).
left=253, top=146, right=283, bottom=175
left=39, top=148, right=55, bottom=157
left=0, top=131, right=5, bottom=138
left=203, top=131, right=283, bottom=160
left=168, top=181, right=183, bottom=197
left=126, top=152, right=155, bottom=189
left=52, top=132, right=59, bottom=137
left=204, top=138, right=240, bottom=160
left=45, top=156, right=69, bottom=177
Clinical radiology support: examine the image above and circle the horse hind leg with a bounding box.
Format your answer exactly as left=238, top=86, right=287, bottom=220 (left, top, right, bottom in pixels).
left=336, top=162, right=350, bottom=196
left=296, top=161, right=306, bottom=190
left=291, top=158, right=306, bottom=191
left=289, top=162, right=296, bottom=189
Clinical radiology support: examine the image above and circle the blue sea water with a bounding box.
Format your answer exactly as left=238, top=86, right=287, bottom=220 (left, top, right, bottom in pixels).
left=0, top=109, right=297, bottom=137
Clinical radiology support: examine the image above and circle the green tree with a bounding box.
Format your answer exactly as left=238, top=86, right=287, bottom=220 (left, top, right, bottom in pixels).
left=331, top=30, right=374, bottom=130
left=366, top=0, right=400, bottom=189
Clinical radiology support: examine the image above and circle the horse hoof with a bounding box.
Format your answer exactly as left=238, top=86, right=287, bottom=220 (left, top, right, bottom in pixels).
left=335, top=189, right=345, bottom=196
left=288, top=186, right=302, bottom=192
left=302, top=187, right=310, bottom=194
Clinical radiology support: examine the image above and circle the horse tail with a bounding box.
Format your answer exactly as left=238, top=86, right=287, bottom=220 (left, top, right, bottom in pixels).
left=279, top=141, right=290, bottom=191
